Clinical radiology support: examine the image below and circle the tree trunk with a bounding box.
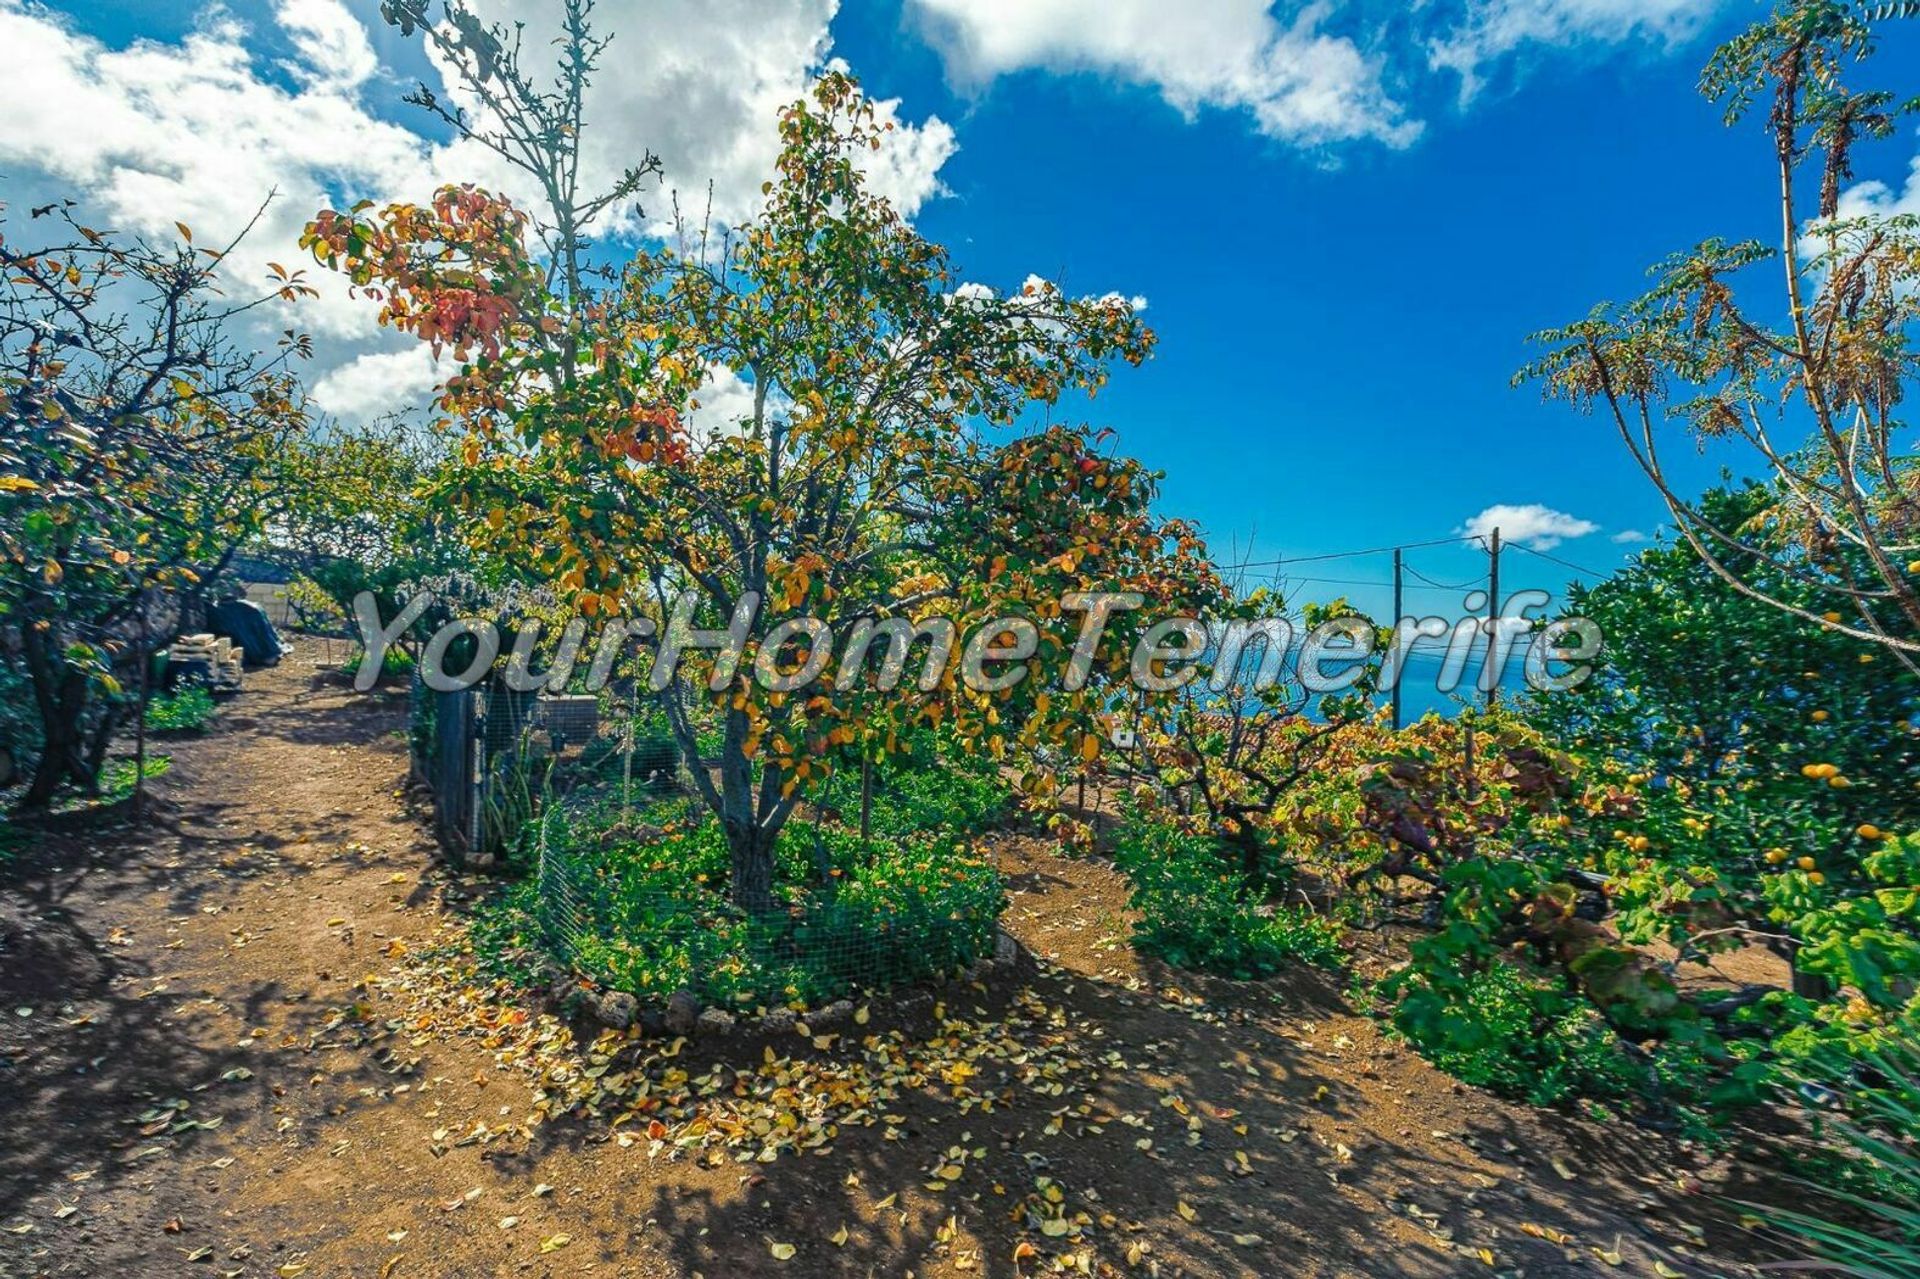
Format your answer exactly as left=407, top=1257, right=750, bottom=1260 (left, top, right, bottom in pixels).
left=717, top=716, right=779, bottom=912
left=727, top=819, right=776, bottom=913
left=18, top=625, right=102, bottom=809
left=22, top=721, right=92, bottom=808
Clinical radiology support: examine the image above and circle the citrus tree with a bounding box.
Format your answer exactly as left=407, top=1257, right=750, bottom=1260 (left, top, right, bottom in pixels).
left=306, top=10, right=1221, bottom=908
left=1526, top=486, right=1920, bottom=1008
left=1523, top=0, right=1920, bottom=662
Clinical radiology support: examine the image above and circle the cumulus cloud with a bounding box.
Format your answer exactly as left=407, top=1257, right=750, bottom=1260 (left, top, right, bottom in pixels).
left=310, top=345, right=444, bottom=423
left=0, top=0, right=957, bottom=423
left=905, top=0, right=1421, bottom=149
left=437, top=4, right=955, bottom=232
left=1834, top=152, right=1920, bottom=225
left=1610, top=528, right=1650, bottom=545
left=1459, top=503, right=1599, bottom=550
left=1431, top=0, right=1729, bottom=100
left=0, top=0, right=428, bottom=341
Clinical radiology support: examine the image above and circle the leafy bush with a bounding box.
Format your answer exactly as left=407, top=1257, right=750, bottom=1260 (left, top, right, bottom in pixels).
left=1383, top=959, right=1648, bottom=1109
left=1113, top=813, right=1342, bottom=978
left=145, top=685, right=217, bottom=733
left=98, top=755, right=171, bottom=804
left=344, top=645, right=414, bottom=684
left=859, top=761, right=1010, bottom=840
left=514, top=800, right=1006, bottom=1009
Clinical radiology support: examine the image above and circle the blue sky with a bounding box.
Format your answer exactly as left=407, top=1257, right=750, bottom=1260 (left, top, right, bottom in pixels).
left=11, top=0, right=1920, bottom=623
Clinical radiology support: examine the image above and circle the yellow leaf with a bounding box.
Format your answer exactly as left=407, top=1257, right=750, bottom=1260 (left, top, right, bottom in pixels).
left=1653, top=1265, right=1685, bottom=1278
left=829, top=1226, right=848, bottom=1247
left=539, top=1234, right=571, bottom=1254
left=1176, top=1201, right=1197, bottom=1222
left=770, top=1242, right=797, bottom=1261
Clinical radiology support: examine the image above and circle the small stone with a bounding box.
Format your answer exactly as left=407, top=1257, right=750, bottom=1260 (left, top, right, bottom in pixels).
left=596, top=990, right=637, bottom=1030
left=695, top=1008, right=736, bottom=1036
left=810, top=1000, right=854, bottom=1030
left=993, top=929, right=1020, bottom=967
left=761, top=1007, right=797, bottom=1036
left=665, top=990, right=701, bottom=1035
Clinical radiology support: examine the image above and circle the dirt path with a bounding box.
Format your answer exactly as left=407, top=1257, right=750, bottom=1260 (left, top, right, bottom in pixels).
left=0, top=661, right=1770, bottom=1278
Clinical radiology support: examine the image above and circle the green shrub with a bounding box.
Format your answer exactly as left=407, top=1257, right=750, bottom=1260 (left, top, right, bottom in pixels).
left=99, top=755, right=171, bottom=803
left=145, top=685, right=217, bottom=733
left=345, top=645, right=414, bottom=683
left=514, top=803, right=1006, bottom=1009
left=1384, top=960, right=1646, bottom=1108
left=1113, top=814, right=1343, bottom=978
left=859, top=762, right=1010, bottom=840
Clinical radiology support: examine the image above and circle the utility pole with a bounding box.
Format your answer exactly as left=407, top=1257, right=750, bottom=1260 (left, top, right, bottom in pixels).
left=1484, top=527, right=1501, bottom=710
left=1391, top=547, right=1404, bottom=731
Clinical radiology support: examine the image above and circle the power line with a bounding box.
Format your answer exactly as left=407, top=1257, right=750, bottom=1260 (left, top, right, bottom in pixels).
left=1403, top=564, right=1484, bottom=591
left=1504, top=541, right=1609, bottom=579
left=1224, top=534, right=1479, bottom=572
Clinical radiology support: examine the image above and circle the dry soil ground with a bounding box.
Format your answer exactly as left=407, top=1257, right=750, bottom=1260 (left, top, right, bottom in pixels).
left=0, top=657, right=1789, bottom=1278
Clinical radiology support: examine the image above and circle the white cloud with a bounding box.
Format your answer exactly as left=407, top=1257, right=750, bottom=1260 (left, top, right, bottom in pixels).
left=440, top=4, right=955, bottom=231
left=1431, top=0, right=1728, bottom=100
left=1835, top=151, right=1920, bottom=223
left=0, top=0, right=428, bottom=339
left=311, top=345, right=444, bottom=423
left=0, top=0, right=959, bottom=424
left=905, top=0, right=1421, bottom=149
left=1610, top=528, right=1650, bottom=545
left=1459, top=502, right=1599, bottom=550
left=277, top=0, right=381, bottom=90
left=684, top=361, right=762, bottom=443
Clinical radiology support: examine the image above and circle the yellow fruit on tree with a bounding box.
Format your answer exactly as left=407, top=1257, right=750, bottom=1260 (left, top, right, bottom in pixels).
left=1858, top=824, right=1886, bottom=841
left=1830, top=775, right=1853, bottom=788
left=1811, top=709, right=1830, bottom=722
left=1764, top=848, right=1788, bottom=865
left=1798, top=856, right=1817, bottom=871
left=1810, top=871, right=1827, bottom=885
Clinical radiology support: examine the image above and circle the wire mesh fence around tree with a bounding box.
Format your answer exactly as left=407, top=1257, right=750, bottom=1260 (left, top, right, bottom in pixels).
left=530, top=778, right=1008, bottom=1012
left=408, top=675, right=685, bottom=862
